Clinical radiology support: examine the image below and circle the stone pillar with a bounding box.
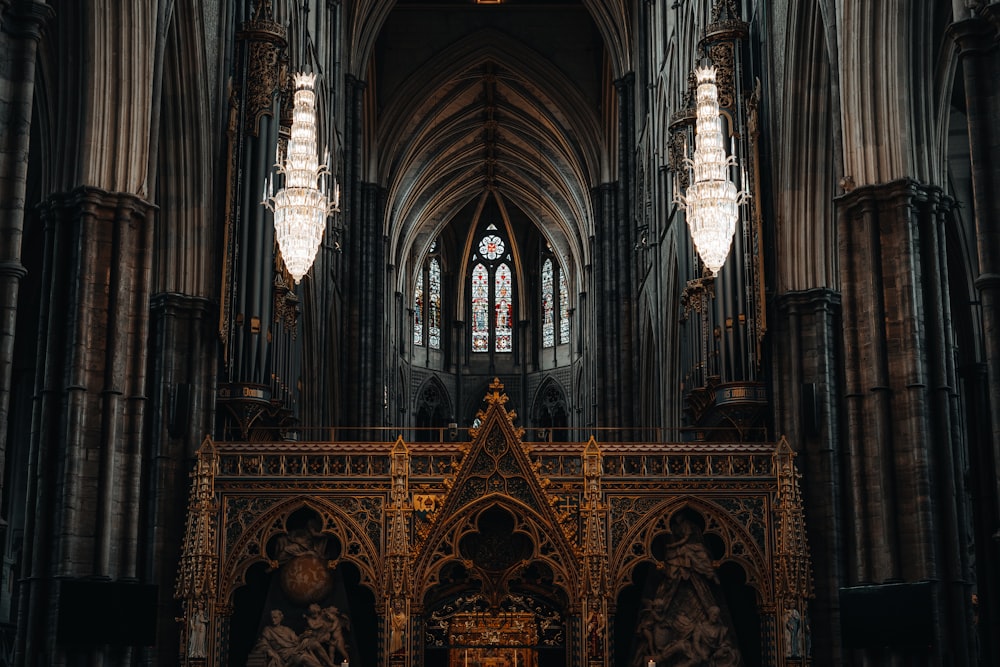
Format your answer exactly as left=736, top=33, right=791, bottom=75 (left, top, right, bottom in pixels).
left=591, top=182, right=621, bottom=432
left=16, top=186, right=154, bottom=665
left=614, top=74, right=636, bottom=429
left=146, top=292, right=216, bottom=665
left=0, top=0, right=51, bottom=525
left=343, top=180, right=386, bottom=434
left=773, top=289, right=843, bottom=665
left=835, top=180, right=975, bottom=664
left=948, top=9, right=1000, bottom=664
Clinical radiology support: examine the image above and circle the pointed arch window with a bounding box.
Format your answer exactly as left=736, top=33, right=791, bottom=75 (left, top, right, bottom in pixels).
left=495, top=263, right=513, bottom=352
left=542, top=259, right=555, bottom=347
left=471, top=263, right=490, bottom=352
left=470, top=225, right=516, bottom=353
left=413, top=241, right=442, bottom=350
left=541, top=255, right=570, bottom=347
left=559, top=268, right=569, bottom=344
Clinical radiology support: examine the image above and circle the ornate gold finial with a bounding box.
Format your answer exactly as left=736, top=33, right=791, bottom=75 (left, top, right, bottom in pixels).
left=175, top=436, right=219, bottom=602
left=484, top=377, right=508, bottom=407
left=774, top=436, right=814, bottom=600
left=175, top=436, right=220, bottom=663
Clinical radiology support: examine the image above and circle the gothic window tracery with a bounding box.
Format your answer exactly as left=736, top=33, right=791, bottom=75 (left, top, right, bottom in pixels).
left=469, top=225, right=516, bottom=354
left=541, top=256, right=570, bottom=348
left=413, top=241, right=442, bottom=350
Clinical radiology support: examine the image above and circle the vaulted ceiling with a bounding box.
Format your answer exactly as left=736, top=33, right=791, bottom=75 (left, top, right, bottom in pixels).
left=370, top=2, right=613, bottom=278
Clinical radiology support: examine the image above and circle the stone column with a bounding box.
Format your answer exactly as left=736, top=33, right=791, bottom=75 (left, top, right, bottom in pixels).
left=773, top=288, right=843, bottom=664
left=835, top=180, right=974, bottom=664
left=146, top=292, right=216, bottom=665
left=16, top=186, right=155, bottom=666
left=343, top=180, right=386, bottom=433
left=0, top=0, right=51, bottom=524
left=948, top=10, right=1000, bottom=664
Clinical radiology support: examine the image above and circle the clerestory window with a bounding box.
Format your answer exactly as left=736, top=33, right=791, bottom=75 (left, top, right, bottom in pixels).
left=541, top=256, right=570, bottom=347
left=470, top=225, right=514, bottom=353
left=413, top=241, right=442, bottom=349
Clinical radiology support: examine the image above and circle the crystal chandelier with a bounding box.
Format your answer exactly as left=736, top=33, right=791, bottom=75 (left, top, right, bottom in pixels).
left=676, top=65, right=746, bottom=276
left=263, top=72, right=339, bottom=284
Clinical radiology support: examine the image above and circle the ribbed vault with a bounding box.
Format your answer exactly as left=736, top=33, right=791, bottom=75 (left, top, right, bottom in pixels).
left=378, top=28, right=604, bottom=275
left=348, top=0, right=630, bottom=79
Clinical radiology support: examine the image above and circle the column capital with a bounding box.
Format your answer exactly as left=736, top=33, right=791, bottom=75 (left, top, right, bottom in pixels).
left=40, top=185, right=156, bottom=221
left=613, top=72, right=635, bottom=92
left=834, top=178, right=945, bottom=212
left=2, top=0, right=54, bottom=41
left=947, top=12, right=1000, bottom=56
left=775, top=288, right=842, bottom=316
left=150, top=293, right=213, bottom=317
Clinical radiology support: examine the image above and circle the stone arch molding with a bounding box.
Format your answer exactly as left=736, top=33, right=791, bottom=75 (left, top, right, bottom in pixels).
left=378, top=28, right=602, bottom=275
left=219, top=495, right=384, bottom=606
left=412, top=378, right=582, bottom=609
left=414, top=374, right=454, bottom=421
left=414, top=494, right=580, bottom=608
left=610, top=495, right=772, bottom=603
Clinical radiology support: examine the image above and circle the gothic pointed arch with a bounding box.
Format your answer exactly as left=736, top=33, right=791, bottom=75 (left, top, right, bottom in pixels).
left=413, top=379, right=582, bottom=609
left=219, top=496, right=384, bottom=606
left=531, top=377, right=569, bottom=441
left=613, top=504, right=761, bottom=667
left=610, top=497, right=771, bottom=603
left=413, top=375, right=453, bottom=440
left=377, top=28, right=603, bottom=274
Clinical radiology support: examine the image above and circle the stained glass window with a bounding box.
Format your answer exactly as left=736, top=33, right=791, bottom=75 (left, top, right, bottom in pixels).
left=495, top=263, right=512, bottom=352
left=559, top=268, right=570, bottom=344
left=471, top=227, right=516, bottom=354
left=413, top=271, right=424, bottom=345
left=478, top=234, right=505, bottom=260
left=428, top=258, right=441, bottom=349
left=413, top=243, right=443, bottom=349
left=542, top=259, right=555, bottom=347
left=472, top=263, right=490, bottom=352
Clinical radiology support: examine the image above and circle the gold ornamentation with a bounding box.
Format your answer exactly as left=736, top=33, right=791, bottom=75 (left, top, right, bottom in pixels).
left=681, top=275, right=716, bottom=321
left=668, top=128, right=691, bottom=194
left=175, top=437, right=220, bottom=665
left=708, top=42, right=737, bottom=111
left=746, top=78, right=767, bottom=355
left=773, top=437, right=813, bottom=600
left=177, top=384, right=812, bottom=664
left=273, top=270, right=300, bottom=335
left=774, top=437, right=814, bottom=664
left=176, top=437, right=219, bottom=602
left=711, top=0, right=740, bottom=22
left=237, top=0, right=286, bottom=138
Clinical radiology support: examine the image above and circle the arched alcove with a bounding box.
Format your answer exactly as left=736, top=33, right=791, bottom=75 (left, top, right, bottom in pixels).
left=420, top=504, right=569, bottom=667
left=531, top=379, right=569, bottom=441
left=613, top=506, right=766, bottom=667
left=229, top=506, right=379, bottom=667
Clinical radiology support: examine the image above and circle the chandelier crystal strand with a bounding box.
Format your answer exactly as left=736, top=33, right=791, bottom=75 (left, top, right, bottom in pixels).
left=264, top=72, right=339, bottom=284
left=676, top=66, right=745, bottom=276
